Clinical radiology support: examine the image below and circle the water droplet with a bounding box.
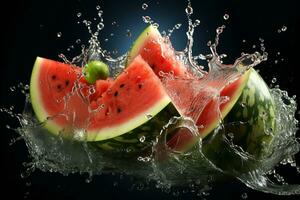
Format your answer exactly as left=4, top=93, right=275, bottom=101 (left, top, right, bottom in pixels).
left=76, top=39, right=81, bottom=44
left=77, top=12, right=82, bottom=18
left=242, top=39, right=246, bottom=43
left=110, top=33, right=114, bottom=37
left=240, top=102, right=246, bottom=107
left=139, top=135, right=146, bottom=143
left=145, top=114, right=153, bottom=119
left=207, top=41, right=212, bottom=46
left=227, top=132, right=234, bottom=139
left=142, top=3, right=148, bottom=10
left=126, top=29, right=132, bottom=37
left=142, top=16, right=151, bottom=23
left=89, top=87, right=96, bottom=94
left=98, top=11, right=103, bottom=18
left=194, top=19, right=200, bottom=26
left=252, top=45, right=256, bottom=48
left=152, top=23, right=159, bottom=28
left=241, top=192, right=248, bottom=199
left=259, top=37, right=264, bottom=43
left=216, top=26, right=225, bottom=34
left=175, top=23, right=182, bottom=29
left=223, top=14, right=229, bottom=20
left=111, top=21, right=116, bottom=26
left=185, top=5, right=193, bottom=15
left=104, top=38, right=108, bottom=42
left=281, top=26, right=287, bottom=32
left=57, top=32, right=62, bottom=38
left=96, top=5, right=101, bottom=10
left=97, top=23, right=104, bottom=30
left=272, top=77, right=277, bottom=83
left=6, top=125, right=10, bottom=129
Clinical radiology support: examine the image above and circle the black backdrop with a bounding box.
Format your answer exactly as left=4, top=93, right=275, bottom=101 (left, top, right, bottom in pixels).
left=1, top=0, right=300, bottom=199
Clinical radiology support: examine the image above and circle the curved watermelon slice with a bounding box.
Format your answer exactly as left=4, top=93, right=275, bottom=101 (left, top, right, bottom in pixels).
left=30, top=56, right=174, bottom=141
left=127, top=25, right=188, bottom=78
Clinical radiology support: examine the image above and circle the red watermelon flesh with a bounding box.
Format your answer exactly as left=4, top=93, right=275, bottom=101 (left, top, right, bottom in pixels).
left=165, top=72, right=250, bottom=152
left=30, top=55, right=171, bottom=141
left=127, top=25, right=188, bottom=78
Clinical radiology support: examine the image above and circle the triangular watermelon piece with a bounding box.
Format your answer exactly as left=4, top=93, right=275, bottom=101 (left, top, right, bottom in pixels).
left=30, top=55, right=174, bottom=141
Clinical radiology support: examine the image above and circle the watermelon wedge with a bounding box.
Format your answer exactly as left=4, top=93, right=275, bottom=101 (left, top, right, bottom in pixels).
left=30, top=55, right=178, bottom=142
left=127, top=25, right=188, bottom=78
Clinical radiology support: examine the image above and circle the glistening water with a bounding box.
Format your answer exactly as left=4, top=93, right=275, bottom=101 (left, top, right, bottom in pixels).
left=2, top=0, right=300, bottom=197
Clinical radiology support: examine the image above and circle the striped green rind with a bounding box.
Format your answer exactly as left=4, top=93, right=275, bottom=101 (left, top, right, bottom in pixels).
left=91, top=103, right=180, bottom=155
left=85, top=94, right=172, bottom=141
left=202, top=69, right=276, bottom=173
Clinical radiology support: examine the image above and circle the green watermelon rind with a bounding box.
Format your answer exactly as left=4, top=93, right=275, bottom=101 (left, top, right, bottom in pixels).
left=30, top=57, right=174, bottom=142
left=30, top=57, right=62, bottom=135
left=85, top=95, right=172, bottom=141
left=202, top=68, right=277, bottom=173
left=200, top=69, right=251, bottom=139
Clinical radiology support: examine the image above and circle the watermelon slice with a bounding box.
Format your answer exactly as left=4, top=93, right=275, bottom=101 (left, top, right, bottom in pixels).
left=30, top=55, right=178, bottom=142
left=127, top=25, right=188, bottom=78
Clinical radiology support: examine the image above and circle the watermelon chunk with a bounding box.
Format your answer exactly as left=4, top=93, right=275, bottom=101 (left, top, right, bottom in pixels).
left=30, top=56, right=177, bottom=142
left=127, top=25, right=188, bottom=78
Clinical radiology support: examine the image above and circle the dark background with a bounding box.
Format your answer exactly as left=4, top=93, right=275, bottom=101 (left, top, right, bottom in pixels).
left=1, top=0, right=300, bottom=199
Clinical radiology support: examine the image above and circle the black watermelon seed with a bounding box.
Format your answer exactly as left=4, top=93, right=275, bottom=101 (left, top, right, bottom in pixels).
left=150, top=65, right=155, bottom=69
left=57, top=84, right=62, bottom=90
left=117, top=108, right=122, bottom=113
left=51, top=75, right=56, bottom=80
left=138, top=84, right=143, bottom=89
left=120, top=84, right=125, bottom=88
left=65, top=80, right=70, bottom=86
left=114, top=91, right=118, bottom=97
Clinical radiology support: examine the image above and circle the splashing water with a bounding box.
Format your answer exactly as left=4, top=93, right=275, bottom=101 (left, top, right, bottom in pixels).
left=2, top=1, right=300, bottom=197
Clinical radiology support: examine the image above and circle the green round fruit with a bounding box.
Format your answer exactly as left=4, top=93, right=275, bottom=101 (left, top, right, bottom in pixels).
left=84, top=60, right=110, bottom=84
left=202, top=68, right=276, bottom=173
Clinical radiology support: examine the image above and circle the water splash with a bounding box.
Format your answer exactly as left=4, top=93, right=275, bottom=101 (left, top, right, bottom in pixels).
left=2, top=0, right=300, bottom=197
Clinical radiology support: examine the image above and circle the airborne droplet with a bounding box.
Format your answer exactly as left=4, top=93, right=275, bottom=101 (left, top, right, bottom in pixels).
left=97, top=23, right=104, bottom=30
left=139, top=136, right=146, bottom=143
left=126, top=29, right=132, bottom=37
left=281, top=26, right=287, bottom=32
left=142, top=3, right=148, bottom=10
left=57, top=32, right=62, bottom=38
left=241, top=193, right=248, bottom=199
left=185, top=5, right=193, bottom=15
left=223, top=14, right=229, bottom=20
left=142, top=16, right=151, bottom=23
